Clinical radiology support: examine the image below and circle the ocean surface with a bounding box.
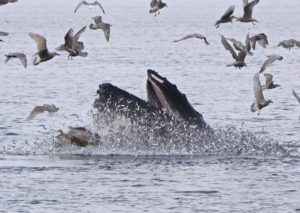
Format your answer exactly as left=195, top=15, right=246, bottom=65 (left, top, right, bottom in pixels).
left=0, top=0, right=300, bottom=212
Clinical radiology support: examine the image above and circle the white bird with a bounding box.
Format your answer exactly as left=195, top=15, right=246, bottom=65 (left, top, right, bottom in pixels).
left=89, top=16, right=111, bottom=42
left=5, top=52, right=27, bottom=68
left=74, top=1, right=105, bottom=14
left=27, top=104, right=59, bottom=120
left=251, top=73, right=273, bottom=115
left=173, top=33, right=209, bottom=45
left=259, top=54, right=283, bottom=73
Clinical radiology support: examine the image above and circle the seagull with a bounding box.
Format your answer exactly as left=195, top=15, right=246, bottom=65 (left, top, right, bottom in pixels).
left=89, top=16, right=111, bottom=42
left=221, top=34, right=248, bottom=69
left=173, top=33, right=209, bottom=45
left=259, top=54, right=283, bottom=73
left=236, top=0, right=260, bottom=24
left=263, top=73, right=280, bottom=89
left=149, top=0, right=168, bottom=16
left=215, top=5, right=236, bottom=28
left=56, top=26, right=88, bottom=58
left=227, top=33, right=253, bottom=55
left=29, top=33, right=59, bottom=65
left=74, top=1, right=105, bottom=14
left=251, top=73, right=273, bottom=115
left=26, top=104, right=59, bottom=120
left=0, top=0, right=17, bottom=6
left=277, top=39, right=297, bottom=50
left=57, top=127, right=99, bottom=147
left=249, top=33, right=268, bottom=49
left=4, top=53, right=27, bottom=68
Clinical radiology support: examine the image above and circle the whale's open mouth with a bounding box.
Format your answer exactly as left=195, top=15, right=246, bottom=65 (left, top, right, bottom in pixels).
left=146, top=69, right=206, bottom=126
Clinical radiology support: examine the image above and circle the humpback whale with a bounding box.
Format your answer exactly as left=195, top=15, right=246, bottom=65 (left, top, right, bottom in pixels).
left=94, top=69, right=209, bottom=131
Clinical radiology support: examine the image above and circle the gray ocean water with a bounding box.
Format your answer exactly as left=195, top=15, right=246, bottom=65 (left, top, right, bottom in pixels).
left=0, top=0, right=300, bottom=212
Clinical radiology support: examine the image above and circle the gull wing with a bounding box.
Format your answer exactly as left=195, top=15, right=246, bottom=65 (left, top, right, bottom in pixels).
left=221, top=35, right=238, bottom=60
left=26, top=106, right=46, bottom=120
left=243, top=0, right=259, bottom=19
left=293, top=90, right=300, bottom=104
left=73, top=26, right=86, bottom=42
left=221, top=5, right=235, bottom=20
left=150, top=0, right=158, bottom=8
left=253, top=73, right=266, bottom=104
left=101, top=24, right=111, bottom=42
left=93, top=16, right=103, bottom=25
left=263, top=73, right=273, bottom=89
left=259, top=54, right=283, bottom=73
left=29, top=32, right=48, bottom=52
left=173, top=34, right=195, bottom=42
left=91, top=1, right=105, bottom=14
left=5, top=53, right=27, bottom=68
left=74, top=0, right=87, bottom=13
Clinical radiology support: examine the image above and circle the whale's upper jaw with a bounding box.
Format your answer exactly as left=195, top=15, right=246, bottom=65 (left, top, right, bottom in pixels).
left=146, top=69, right=206, bottom=127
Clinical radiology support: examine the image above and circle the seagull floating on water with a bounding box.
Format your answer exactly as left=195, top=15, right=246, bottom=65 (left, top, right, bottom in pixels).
left=74, top=1, right=105, bottom=14
left=263, top=73, right=280, bottom=90
left=29, top=33, right=59, bottom=65
left=215, top=5, right=236, bottom=28
left=259, top=54, right=283, bottom=73
left=27, top=104, right=59, bottom=120
left=236, top=0, right=260, bottom=24
left=56, top=26, right=87, bottom=58
left=251, top=73, right=273, bottom=115
left=57, top=127, right=99, bottom=147
left=5, top=52, right=27, bottom=68
left=173, top=33, right=209, bottom=45
left=149, top=0, right=167, bottom=16
left=89, top=16, right=111, bottom=42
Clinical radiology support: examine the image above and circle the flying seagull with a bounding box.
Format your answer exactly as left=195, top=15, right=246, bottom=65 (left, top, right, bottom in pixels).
left=56, top=26, right=88, bottom=58
left=215, top=5, right=236, bottom=28
left=173, top=33, right=209, bottom=45
left=236, top=0, right=260, bottom=23
left=249, top=33, right=268, bottom=50
left=227, top=33, right=253, bottom=55
left=74, top=1, right=105, bottom=14
left=149, top=0, right=168, bottom=16
left=0, top=0, right=17, bottom=6
left=263, top=73, right=280, bottom=89
left=5, top=53, right=27, bottom=68
left=259, top=54, right=283, bottom=73
left=277, top=39, right=299, bottom=50
left=29, top=33, right=59, bottom=65
left=26, top=104, right=59, bottom=120
left=89, top=16, right=111, bottom=42
left=251, top=73, right=273, bottom=115
left=221, top=34, right=248, bottom=69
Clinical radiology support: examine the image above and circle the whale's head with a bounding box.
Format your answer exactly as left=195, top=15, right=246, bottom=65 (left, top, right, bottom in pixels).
left=146, top=69, right=206, bottom=127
